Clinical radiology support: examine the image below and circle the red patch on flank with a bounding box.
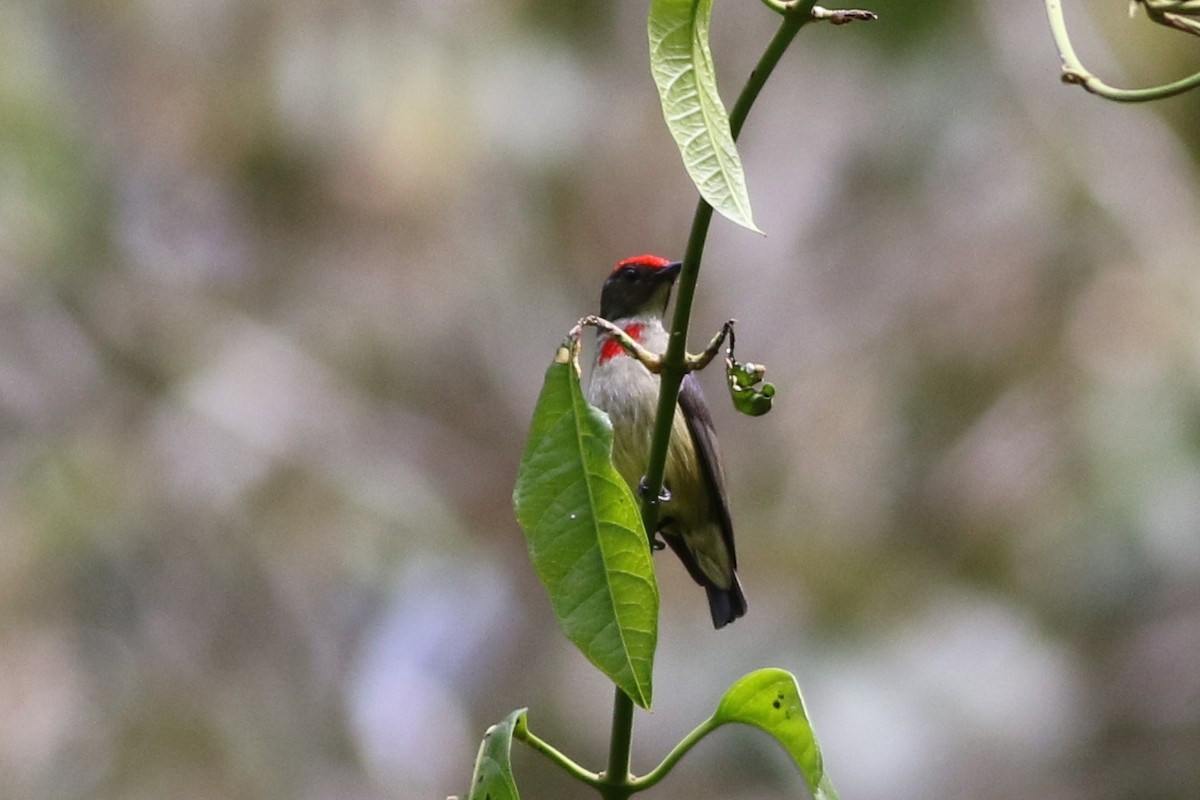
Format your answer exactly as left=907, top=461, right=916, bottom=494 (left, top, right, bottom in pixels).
left=598, top=323, right=644, bottom=364
left=615, top=254, right=673, bottom=271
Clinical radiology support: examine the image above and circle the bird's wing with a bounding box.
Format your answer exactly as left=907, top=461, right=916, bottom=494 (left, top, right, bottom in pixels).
left=678, top=372, right=737, bottom=569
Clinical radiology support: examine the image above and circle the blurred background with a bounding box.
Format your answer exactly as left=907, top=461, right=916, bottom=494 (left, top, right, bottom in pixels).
left=3, top=1, right=1200, bottom=799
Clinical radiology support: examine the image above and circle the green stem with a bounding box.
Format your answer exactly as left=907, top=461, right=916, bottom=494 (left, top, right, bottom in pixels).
left=516, top=724, right=603, bottom=787
left=628, top=716, right=721, bottom=791
left=1044, top=0, right=1200, bottom=101
left=599, top=689, right=637, bottom=799
left=613, top=4, right=814, bottom=795
left=639, top=2, right=815, bottom=536
left=732, top=3, right=815, bottom=140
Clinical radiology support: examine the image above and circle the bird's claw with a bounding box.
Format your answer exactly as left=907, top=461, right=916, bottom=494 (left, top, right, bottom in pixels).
left=637, top=477, right=672, bottom=504
left=637, top=478, right=671, bottom=551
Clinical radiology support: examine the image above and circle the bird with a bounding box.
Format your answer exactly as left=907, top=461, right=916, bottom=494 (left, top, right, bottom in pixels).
left=586, top=254, right=746, bottom=628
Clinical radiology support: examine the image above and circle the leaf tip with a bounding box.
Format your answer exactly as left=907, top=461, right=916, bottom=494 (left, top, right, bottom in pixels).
left=712, top=202, right=763, bottom=235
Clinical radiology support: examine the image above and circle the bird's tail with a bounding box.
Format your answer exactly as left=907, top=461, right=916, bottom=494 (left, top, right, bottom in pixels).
left=662, top=533, right=748, bottom=629
left=705, top=574, right=747, bottom=629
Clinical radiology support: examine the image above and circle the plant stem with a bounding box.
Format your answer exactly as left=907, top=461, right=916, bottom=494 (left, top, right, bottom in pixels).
left=599, top=689, right=636, bottom=799
left=732, top=3, right=819, bottom=140
left=628, top=715, right=721, bottom=791
left=515, top=723, right=603, bottom=787
left=609, top=4, right=814, bottom=795
left=1044, top=0, right=1200, bottom=101
left=639, top=2, right=815, bottom=537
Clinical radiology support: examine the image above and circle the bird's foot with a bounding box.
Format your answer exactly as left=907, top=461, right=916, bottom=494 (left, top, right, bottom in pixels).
left=637, top=477, right=672, bottom=504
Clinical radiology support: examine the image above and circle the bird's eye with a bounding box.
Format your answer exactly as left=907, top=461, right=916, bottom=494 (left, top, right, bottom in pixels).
left=619, top=267, right=638, bottom=281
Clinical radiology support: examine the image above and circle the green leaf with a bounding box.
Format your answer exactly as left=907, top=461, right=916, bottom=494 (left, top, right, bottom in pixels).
left=513, top=342, right=658, bottom=708
left=714, top=668, right=839, bottom=800
left=467, top=709, right=526, bottom=800
left=649, top=0, right=761, bottom=233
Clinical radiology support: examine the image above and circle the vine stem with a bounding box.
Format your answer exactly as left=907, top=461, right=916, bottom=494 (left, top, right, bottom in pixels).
left=628, top=715, right=721, bottom=791
left=595, top=5, right=819, bottom=799
left=601, top=690, right=636, bottom=799
left=640, top=4, right=814, bottom=553
left=515, top=724, right=603, bottom=787
left=1044, top=0, right=1200, bottom=101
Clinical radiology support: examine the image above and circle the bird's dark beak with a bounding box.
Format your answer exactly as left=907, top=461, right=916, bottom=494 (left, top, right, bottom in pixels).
left=660, top=261, right=683, bottom=282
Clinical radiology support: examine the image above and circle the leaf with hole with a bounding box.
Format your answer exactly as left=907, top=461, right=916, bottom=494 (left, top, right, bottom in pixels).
left=467, top=708, right=526, bottom=800
left=714, top=668, right=839, bottom=800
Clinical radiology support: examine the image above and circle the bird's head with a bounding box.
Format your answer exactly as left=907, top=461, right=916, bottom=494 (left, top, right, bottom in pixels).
left=599, top=255, right=682, bottom=321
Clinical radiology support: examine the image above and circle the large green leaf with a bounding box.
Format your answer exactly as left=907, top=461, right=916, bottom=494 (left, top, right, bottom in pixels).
left=648, top=0, right=760, bottom=233
left=513, top=342, right=658, bottom=708
left=714, top=668, right=839, bottom=800
left=467, top=709, right=526, bottom=800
